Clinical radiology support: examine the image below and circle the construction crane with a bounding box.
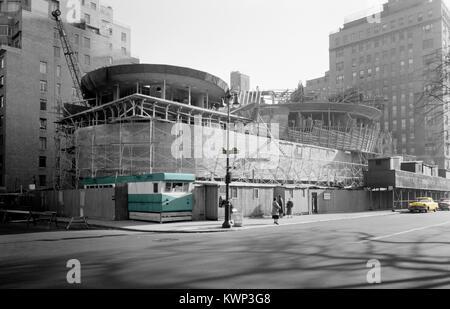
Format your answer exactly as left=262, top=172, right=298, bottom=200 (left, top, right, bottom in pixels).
left=51, top=9, right=86, bottom=105
left=51, top=9, right=86, bottom=190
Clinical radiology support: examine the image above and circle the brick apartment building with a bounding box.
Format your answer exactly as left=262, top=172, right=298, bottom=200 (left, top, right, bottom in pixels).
left=306, top=0, right=450, bottom=170
left=0, top=0, right=138, bottom=192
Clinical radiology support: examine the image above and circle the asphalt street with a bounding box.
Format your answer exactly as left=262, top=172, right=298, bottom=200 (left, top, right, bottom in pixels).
left=1, top=211, right=450, bottom=289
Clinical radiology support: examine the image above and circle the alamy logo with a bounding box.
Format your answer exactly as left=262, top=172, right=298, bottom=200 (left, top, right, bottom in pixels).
left=366, top=259, right=382, bottom=284
left=66, top=259, right=81, bottom=284
left=170, top=122, right=281, bottom=169
left=66, top=0, right=82, bottom=23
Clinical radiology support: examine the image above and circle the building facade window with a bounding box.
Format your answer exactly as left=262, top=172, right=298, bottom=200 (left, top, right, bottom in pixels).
left=84, top=37, right=91, bottom=49
left=40, top=99, right=47, bottom=111
left=39, top=61, right=47, bottom=74
left=39, top=175, right=47, bottom=187
left=39, top=137, right=47, bottom=150
left=423, top=23, right=433, bottom=32
left=39, top=156, right=47, bottom=168
left=40, top=118, right=47, bottom=130
left=40, top=81, right=47, bottom=93
left=55, top=46, right=62, bottom=58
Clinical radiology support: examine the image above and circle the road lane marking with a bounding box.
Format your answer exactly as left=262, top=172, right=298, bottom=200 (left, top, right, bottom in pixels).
left=355, top=221, right=450, bottom=244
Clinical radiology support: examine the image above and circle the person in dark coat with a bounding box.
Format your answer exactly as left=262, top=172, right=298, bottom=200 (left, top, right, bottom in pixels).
left=277, top=195, right=285, bottom=218
left=286, top=198, right=294, bottom=218
left=272, top=198, right=281, bottom=225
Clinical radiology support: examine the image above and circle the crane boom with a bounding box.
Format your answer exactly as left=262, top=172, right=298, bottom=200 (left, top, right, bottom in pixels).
left=52, top=9, right=85, bottom=105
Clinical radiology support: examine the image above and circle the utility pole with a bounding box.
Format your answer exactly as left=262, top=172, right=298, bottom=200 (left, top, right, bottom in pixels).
left=222, top=90, right=239, bottom=229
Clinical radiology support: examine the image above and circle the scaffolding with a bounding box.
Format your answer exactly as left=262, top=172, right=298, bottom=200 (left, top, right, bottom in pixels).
left=73, top=120, right=368, bottom=188
left=287, top=123, right=380, bottom=153
left=56, top=93, right=371, bottom=189
left=54, top=103, right=82, bottom=190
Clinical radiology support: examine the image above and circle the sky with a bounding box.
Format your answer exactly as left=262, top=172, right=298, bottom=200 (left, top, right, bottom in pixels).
left=100, top=0, right=390, bottom=90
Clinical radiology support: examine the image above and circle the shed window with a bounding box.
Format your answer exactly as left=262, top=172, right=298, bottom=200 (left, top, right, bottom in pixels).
left=254, top=189, right=259, bottom=199
left=165, top=182, right=187, bottom=193
left=231, top=188, right=238, bottom=199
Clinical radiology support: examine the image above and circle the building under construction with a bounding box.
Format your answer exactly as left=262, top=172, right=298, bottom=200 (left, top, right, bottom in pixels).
left=57, top=63, right=388, bottom=189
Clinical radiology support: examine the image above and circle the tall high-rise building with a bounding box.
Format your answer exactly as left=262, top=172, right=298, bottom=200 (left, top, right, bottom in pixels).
left=230, top=71, right=250, bottom=92
left=0, top=0, right=138, bottom=191
left=306, top=0, right=450, bottom=170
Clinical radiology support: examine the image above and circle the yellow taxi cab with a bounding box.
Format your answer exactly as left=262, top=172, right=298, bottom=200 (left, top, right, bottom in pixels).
left=409, top=197, right=439, bottom=213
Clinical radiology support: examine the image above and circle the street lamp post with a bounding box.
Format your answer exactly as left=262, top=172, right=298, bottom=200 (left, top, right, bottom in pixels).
left=222, top=90, right=239, bottom=229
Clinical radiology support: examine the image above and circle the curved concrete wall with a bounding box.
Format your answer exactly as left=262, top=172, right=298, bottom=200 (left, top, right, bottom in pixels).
left=81, top=64, right=229, bottom=103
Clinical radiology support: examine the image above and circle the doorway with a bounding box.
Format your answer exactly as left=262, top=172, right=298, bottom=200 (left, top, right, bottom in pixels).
left=312, top=193, right=318, bottom=214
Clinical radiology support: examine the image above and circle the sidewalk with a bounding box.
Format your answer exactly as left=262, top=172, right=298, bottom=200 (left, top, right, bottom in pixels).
left=58, top=210, right=400, bottom=234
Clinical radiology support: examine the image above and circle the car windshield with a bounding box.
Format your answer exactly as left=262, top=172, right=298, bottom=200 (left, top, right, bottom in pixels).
left=440, top=199, right=450, bottom=203
left=417, top=199, right=429, bottom=202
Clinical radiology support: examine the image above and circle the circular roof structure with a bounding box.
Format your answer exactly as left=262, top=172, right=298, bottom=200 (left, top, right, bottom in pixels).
left=81, top=64, right=229, bottom=100
left=253, top=102, right=382, bottom=121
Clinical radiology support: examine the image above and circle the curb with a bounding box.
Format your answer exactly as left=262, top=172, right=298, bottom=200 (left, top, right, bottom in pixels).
left=87, top=224, right=234, bottom=234
left=84, top=211, right=401, bottom=234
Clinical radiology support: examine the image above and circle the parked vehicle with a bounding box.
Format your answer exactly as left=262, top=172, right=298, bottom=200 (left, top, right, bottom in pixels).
left=409, top=197, right=439, bottom=213
left=438, top=199, right=450, bottom=211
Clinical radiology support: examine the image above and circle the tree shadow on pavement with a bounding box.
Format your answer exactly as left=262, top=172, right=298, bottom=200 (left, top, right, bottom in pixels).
left=1, top=228, right=449, bottom=289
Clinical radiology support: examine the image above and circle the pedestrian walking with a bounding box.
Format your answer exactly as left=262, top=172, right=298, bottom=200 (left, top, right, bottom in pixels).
left=272, top=198, right=281, bottom=225
left=286, top=198, right=294, bottom=218
left=277, top=195, right=285, bottom=218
